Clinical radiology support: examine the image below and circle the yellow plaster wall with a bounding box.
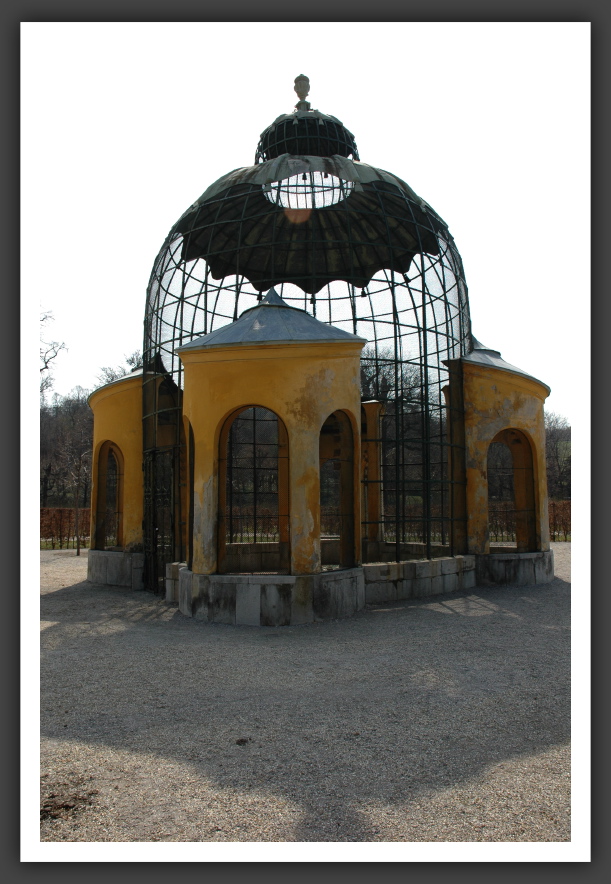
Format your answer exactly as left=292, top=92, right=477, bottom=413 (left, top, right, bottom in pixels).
left=179, top=341, right=363, bottom=575
left=89, top=374, right=144, bottom=550
left=462, top=362, right=550, bottom=554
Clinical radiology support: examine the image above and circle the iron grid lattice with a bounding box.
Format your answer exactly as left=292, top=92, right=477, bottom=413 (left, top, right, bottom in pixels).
left=142, top=95, right=471, bottom=591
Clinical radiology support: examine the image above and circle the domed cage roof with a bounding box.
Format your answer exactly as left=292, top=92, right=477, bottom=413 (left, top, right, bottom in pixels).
left=142, top=76, right=472, bottom=591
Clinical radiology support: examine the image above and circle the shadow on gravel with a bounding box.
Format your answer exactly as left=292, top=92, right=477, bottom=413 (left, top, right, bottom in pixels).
left=40, top=572, right=571, bottom=842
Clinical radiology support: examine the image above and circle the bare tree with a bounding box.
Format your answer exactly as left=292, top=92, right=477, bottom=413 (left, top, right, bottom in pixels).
left=545, top=411, right=571, bottom=500
left=360, top=345, right=422, bottom=403
left=96, top=350, right=143, bottom=386
left=40, top=312, right=66, bottom=398
left=56, top=388, right=93, bottom=555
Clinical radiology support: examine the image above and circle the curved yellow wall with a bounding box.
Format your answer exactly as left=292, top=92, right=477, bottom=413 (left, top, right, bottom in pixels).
left=179, top=340, right=363, bottom=575
left=89, top=374, right=143, bottom=550
left=462, top=362, right=550, bottom=554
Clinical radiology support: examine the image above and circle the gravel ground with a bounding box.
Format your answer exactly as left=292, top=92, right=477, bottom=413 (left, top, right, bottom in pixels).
left=40, top=544, right=570, bottom=843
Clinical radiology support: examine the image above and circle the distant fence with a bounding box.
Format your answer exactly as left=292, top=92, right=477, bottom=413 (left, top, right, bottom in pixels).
left=488, top=500, right=570, bottom=543
left=39, top=500, right=571, bottom=549
left=40, top=508, right=91, bottom=549
left=548, top=500, right=571, bottom=542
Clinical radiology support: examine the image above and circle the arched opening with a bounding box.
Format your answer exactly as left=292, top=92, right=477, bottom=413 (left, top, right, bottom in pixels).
left=487, top=429, right=537, bottom=552
left=95, top=442, right=124, bottom=550
left=218, top=406, right=289, bottom=574
left=319, top=411, right=356, bottom=569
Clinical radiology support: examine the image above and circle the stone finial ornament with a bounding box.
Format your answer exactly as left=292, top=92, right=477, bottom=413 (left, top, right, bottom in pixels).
left=294, top=74, right=310, bottom=101
left=294, top=74, right=311, bottom=111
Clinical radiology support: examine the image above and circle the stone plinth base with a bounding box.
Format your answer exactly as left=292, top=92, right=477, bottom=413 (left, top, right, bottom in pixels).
left=178, top=567, right=365, bottom=626
left=475, top=550, right=554, bottom=586
left=363, top=555, right=476, bottom=603
left=87, top=549, right=145, bottom=590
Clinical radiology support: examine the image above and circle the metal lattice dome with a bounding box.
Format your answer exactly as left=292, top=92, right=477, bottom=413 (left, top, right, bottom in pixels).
left=142, top=75, right=472, bottom=588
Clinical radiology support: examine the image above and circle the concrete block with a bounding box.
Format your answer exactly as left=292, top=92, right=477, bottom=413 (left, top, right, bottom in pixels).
left=192, top=575, right=213, bottom=621
left=534, top=550, right=554, bottom=584
left=312, top=569, right=363, bottom=619
left=363, top=563, right=388, bottom=581
left=131, top=566, right=144, bottom=591
left=260, top=583, right=291, bottom=627
left=165, top=562, right=187, bottom=602
left=512, top=557, right=536, bottom=586
left=400, top=561, right=417, bottom=580
left=396, top=579, right=412, bottom=601
left=312, top=576, right=331, bottom=619
left=440, top=557, right=458, bottom=575
left=356, top=569, right=365, bottom=609
left=429, top=560, right=441, bottom=578
left=130, top=553, right=145, bottom=589
left=455, top=555, right=475, bottom=573
left=235, top=584, right=261, bottom=626
left=387, top=562, right=401, bottom=582
left=412, top=577, right=432, bottom=597
left=87, top=550, right=107, bottom=585
left=290, top=576, right=314, bottom=625
left=209, top=582, right=235, bottom=624
left=178, top=569, right=194, bottom=617
left=441, top=573, right=459, bottom=594
left=460, top=568, right=477, bottom=591
left=415, top=561, right=431, bottom=579
left=476, top=553, right=550, bottom=587
left=105, top=553, right=132, bottom=587
left=336, top=575, right=359, bottom=617
left=430, top=575, right=445, bottom=596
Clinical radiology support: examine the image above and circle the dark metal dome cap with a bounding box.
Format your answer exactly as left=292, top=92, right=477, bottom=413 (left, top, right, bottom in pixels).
left=256, top=75, right=359, bottom=163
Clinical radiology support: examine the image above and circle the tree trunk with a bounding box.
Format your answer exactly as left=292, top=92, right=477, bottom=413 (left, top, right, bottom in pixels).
left=74, top=475, right=81, bottom=556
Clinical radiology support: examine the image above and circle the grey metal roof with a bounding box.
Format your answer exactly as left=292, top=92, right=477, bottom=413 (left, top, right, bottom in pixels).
left=177, top=289, right=367, bottom=352
left=462, top=335, right=550, bottom=392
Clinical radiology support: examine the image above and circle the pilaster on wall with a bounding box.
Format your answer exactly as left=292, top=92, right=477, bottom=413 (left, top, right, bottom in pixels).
left=441, top=361, right=468, bottom=555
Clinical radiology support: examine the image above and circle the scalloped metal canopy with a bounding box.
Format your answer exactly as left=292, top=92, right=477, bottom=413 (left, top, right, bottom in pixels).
left=174, top=155, right=448, bottom=295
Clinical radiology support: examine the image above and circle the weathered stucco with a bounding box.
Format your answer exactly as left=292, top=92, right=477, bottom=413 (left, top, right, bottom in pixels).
left=88, top=374, right=144, bottom=550
left=179, top=340, right=364, bottom=576
left=461, top=362, right=550, bottom=555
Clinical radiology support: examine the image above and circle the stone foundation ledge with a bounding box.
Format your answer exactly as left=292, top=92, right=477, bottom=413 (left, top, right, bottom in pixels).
left=87, top=549, right=145, bottom=591
left=475, top=549, right=554, bottom=586
left=178, top=567, right=365, bottom=626
left=363, top=555, right=476, bottom=604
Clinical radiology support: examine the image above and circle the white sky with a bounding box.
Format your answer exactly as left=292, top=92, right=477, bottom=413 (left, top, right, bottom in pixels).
left=22, top=22, right=590, bottom=862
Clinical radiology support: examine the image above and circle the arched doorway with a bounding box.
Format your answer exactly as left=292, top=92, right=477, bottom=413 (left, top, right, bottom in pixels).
left=487, top=428, right=537, bottom=552
left=95, top=441, right=124, bottom=550
left=319, top=410, right=356, bottom=569
left=218, top=406, right=289, bottom=574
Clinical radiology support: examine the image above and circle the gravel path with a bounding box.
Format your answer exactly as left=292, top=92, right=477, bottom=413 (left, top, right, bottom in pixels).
left=40, top=545, right=571, bottom=843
